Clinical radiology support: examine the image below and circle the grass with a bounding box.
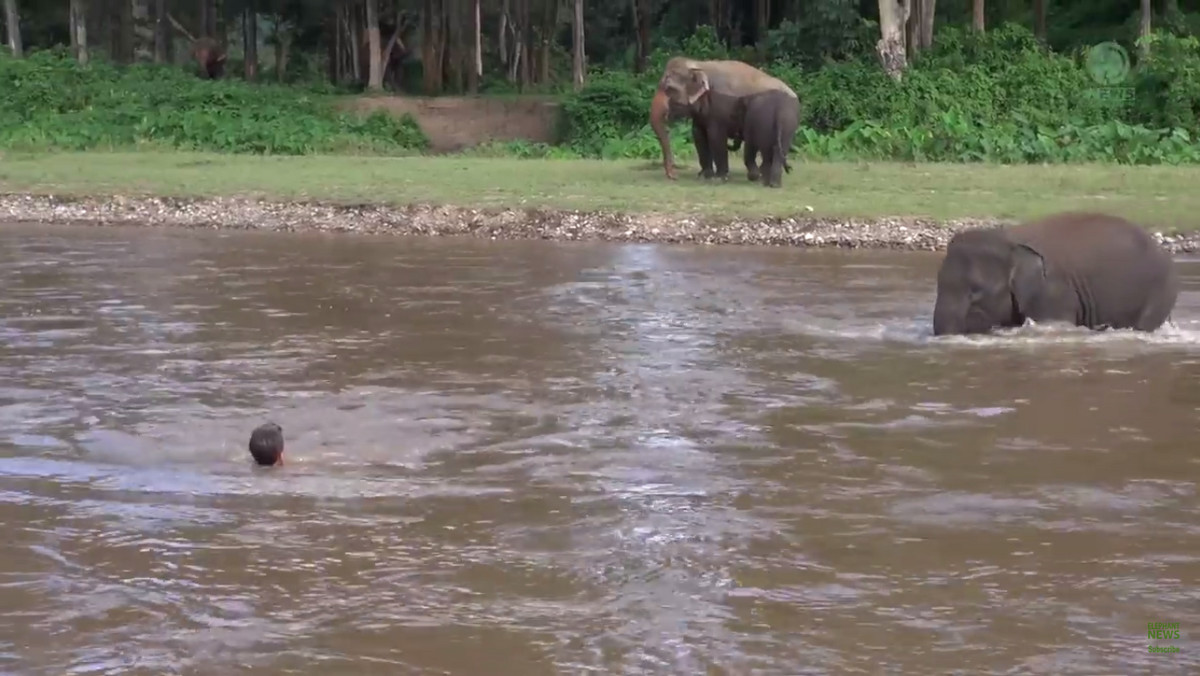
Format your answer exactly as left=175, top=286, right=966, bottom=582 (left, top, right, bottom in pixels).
left=3, top=150, right=1200, bottom=231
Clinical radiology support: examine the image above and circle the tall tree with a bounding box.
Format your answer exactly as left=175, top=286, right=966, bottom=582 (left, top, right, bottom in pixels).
left=243, top=0, right=257, bottom=79
left=876, top=0, right=908, bottom=81
left=71, top=0, right=89, bottom=64
left=366, top=0, right=382, bottom=89
left=470, top=0, right=481, bottom=93
left=1139, top=0, right=1151, bottom=56
left=154, top=0, right=168, bottom=62
left=4, top=0, right=22, bottom=57
left=972, top=0, right=984, bottom=32
left=572, top=0, right=585, bottom=90
left=1032, top=0, right=1045, bottom=40
left=907, top=0, right=935, bottom=55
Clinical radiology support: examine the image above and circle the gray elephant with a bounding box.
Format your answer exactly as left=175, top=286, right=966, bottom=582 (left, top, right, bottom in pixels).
left=728, top=89, right=801, bottom=188
left=651, top=56, right=798, bottom=181
left=932, top=212, right=1179, bottom=336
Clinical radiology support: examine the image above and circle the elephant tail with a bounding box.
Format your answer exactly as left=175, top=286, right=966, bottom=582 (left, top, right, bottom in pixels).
left=774, top=121, right=792, bottom=174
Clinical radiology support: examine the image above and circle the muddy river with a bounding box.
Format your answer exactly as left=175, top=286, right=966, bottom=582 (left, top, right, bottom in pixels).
left=0, top=222, right=1198, bottom=675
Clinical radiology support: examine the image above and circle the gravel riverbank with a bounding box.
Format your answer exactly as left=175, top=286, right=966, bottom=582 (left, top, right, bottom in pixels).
left=2, top=193, right=1198, bottom=253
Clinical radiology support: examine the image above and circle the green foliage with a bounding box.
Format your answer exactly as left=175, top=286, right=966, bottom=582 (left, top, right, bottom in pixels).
left=555, top=23, right=1200, bottom=166
left=0, top=48, right=429, bottom=155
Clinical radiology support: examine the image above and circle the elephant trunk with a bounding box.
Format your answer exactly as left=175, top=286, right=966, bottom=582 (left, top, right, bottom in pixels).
left=650, top=88, right=676, bottom=180
left=932, top=296, right=962, bottom=336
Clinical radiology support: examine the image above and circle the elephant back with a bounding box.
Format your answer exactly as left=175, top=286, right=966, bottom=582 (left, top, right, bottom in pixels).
left=689, top=58, right=798, bottom=101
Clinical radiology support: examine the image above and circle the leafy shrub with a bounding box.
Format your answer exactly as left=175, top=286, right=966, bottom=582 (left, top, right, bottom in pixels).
left=556, top=23, right=1200, bottom=165
left=0, top=47, right=429, bottom=154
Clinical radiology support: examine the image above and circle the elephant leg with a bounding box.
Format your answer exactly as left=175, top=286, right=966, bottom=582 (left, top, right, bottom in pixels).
left=759, top=144, right=777, bottom=187
left=693, top=117, right=715, bottom=179
left=744, top=142, right=760, bottom=182
left=705, top=122, right=731, bottom=181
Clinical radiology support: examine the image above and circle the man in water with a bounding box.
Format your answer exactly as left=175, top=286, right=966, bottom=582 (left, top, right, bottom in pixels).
left=248, top=422, right=284, bottom=466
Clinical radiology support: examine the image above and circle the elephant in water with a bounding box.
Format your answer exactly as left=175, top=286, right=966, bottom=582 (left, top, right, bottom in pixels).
left=649, top=56, right=797, bottom=181
left=932, top=211, right=1179, bottom=336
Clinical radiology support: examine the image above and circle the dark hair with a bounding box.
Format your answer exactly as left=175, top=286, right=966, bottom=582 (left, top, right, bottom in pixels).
left=248, top=422, right=284, bottom=466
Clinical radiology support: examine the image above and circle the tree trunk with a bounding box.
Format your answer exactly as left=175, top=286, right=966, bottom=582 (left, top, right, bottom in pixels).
left=1140, top=0, right=1151, bottom=57
left=972, top=0, right=983, bottom=32
left=153, top=0, right=167, bottom=61
left=198, top=0, right=209, bottom=38
left=919, top=0, right=935, bottom=49
left=1032, top=0, right=1044, bottom=41
left=469, top=0, right=481, bottom=93
left=71, top=0, right=89, bottom=64
left=498, top=0, right=508, bottom=66
left=366, top=0, right=382, bottom=89
left=755, top=0, right=768, bottom=45
left=538, top=0, right=552, bottom=86
left=243, top=0, right=257, bottom=79
left=519, top=0, right=531, bottom=90
left=118, top=0, right=135, bottom=63
left=1, top=0, right=19, bottom=57
left=876, top=0, right=908, bottom=81
left=572, top=0, right=584, bottom=90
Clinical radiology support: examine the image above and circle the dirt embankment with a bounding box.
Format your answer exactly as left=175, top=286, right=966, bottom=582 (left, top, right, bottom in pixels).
left=3, top=194, right=1199, bottom=254
left=343, top=95, right=563, bottom=152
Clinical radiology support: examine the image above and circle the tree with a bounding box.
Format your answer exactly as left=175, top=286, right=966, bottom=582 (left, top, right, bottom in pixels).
left=876, top=0, right=908, bottom=81
left=4, top=0, right=22, bottom=57
left=366, top=0, right=382, bottom=89
left=244, top=0, right=258, bottom=79
left=973, top=0, right=984, bottom=32
left=572, top=0, right=585, bottom=90
left=70, top=0, right=88, bottom=64
left=1032, top=0, right=1045, bottom=41
left=1140, top=0, right=1151, bottom=57
left=908, top=0, right=936, bottom=56
left=470, top=0, right=481, bottom=93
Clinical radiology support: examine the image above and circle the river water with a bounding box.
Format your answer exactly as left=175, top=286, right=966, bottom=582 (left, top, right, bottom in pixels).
left=0, top=222, right=1198, bottom=675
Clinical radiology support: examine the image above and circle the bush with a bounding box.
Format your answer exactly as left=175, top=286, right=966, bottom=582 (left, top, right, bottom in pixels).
left=0, top=47, right=429, bottom=154
left=556, top=23, right=1200, bottom=165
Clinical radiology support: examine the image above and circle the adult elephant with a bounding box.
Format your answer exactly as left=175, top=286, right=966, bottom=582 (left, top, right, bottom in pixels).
left=932, top=212, right=1179, bottom=336
left=650, top=57, right=797, bottom=181
left=731, top=89, right=801, bottom=188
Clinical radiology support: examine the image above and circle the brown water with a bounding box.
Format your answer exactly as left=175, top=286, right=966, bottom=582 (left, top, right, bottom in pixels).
left=0, top=222, right=1198, bottom=675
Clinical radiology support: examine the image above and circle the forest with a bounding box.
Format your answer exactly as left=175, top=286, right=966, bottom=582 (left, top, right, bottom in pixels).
left=2, top=0, right=1200, bottom=164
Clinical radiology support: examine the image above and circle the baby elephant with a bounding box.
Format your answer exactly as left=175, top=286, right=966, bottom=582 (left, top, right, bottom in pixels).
left=932, top=211, right=1179, bottom=336
left=731, top=89, right=801, bottom=188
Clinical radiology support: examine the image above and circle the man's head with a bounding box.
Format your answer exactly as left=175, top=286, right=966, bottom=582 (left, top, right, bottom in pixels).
left=248, top=422, right=284, bottom=466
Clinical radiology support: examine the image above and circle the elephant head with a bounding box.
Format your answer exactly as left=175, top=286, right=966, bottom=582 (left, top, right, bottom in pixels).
left=658, top=57, right=714, bottom=109
left=932, top=228, right=1047, bottom=336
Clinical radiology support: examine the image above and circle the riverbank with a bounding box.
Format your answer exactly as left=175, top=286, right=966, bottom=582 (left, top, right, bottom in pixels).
left=2, top=152, right=1200, bottom=252
left=4, top=193, right=1200, bottom=253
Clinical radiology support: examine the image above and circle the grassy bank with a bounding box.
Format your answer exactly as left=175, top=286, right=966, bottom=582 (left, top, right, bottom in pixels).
left=3, top=151, right=1200, bottom=230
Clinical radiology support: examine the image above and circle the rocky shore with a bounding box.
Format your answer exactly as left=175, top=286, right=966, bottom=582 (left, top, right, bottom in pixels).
left=2, top=193, right=1198, bottom=253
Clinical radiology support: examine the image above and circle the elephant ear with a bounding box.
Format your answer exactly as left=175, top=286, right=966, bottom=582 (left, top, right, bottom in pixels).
left=1008, top=242, right=1046, bottom=319
left=686, top=68, right=710, bottom=105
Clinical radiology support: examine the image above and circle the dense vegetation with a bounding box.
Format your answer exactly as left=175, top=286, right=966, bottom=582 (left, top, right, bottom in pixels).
left=0, top=49, right=428, bottom=154
left=3, top=0, right=1200, bottom=164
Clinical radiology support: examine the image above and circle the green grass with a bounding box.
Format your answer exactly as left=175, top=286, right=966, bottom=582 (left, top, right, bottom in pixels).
left=3, top=150, right=1200, bottom=232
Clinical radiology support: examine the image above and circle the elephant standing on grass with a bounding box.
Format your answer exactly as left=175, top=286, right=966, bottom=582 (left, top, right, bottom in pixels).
left=730, top=89, right=801, bottom=188
left=932, top=212, right=1179, bottom=336
left=649, top=57, right=798, bottom=182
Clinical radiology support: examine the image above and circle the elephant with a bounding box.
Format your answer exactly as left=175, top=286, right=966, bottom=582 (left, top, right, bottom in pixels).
left=649, top=85, right=746, bottom=180
left=932, top=211, right=1179, bottom=336
left=729, top=89, right=801, bottom=188
left=651, top=56, right=798, bottom=181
